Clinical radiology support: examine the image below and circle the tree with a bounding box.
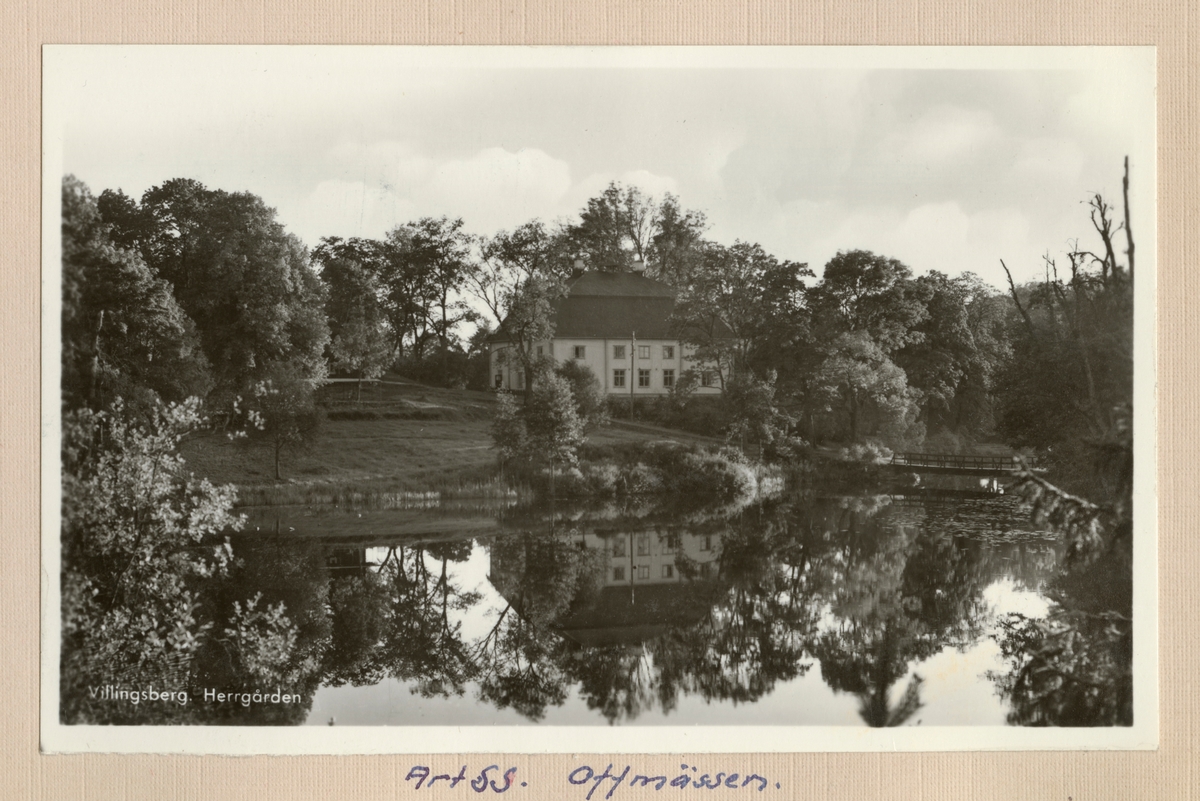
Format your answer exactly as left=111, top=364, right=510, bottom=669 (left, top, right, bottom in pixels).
left=60, top=398, right=300, bottom=723
left=390, top=216, right=476, bottom=353
left=554, top=361, right=608, bottom=432
left=491, top=390, right=527, bottom=465
left=242, top=363, right=323, bottom=480
left=989, top=162, right=1137, bottom=726
left=470, top=220, right=572, bottom=327
left=313, top=237, right=391, bottom=401
left=492, top=274, right=568, bottom=391
left=104, top=178, right=330, bottom=400
left=647, top=193, right=709, bottom=285
left=721, top=371, right=791, bottom=453
left=524, top=369, right=585, bottom=480
left=673, top=240, right=812, bottom=386
left=813, top=331, right=920, bottom=445
left=566, top=182, right=659, bottom=271
left=808, top=250, right=929, bottom=354
left=62, top=176, right=211, bottom=411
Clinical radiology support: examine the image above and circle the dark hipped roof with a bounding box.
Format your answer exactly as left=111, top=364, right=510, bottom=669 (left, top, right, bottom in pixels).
left=554, top=581, right=721, bottom=647
left=489, top=270, right=719, bottom=343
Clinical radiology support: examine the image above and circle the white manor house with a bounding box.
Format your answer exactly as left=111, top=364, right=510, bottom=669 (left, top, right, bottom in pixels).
left=487, top=265, right=730, bottom=396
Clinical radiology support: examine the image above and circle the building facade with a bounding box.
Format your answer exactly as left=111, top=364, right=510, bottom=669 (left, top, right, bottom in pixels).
left=487, top=269, right=728, bottom=395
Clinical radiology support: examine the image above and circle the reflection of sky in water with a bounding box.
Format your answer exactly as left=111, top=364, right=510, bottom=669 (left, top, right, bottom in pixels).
left=308, top=539, right=1056, bottom=727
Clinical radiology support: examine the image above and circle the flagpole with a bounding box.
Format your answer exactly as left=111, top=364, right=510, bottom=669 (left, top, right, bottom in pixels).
left=630, top=329, right=636, bottom=418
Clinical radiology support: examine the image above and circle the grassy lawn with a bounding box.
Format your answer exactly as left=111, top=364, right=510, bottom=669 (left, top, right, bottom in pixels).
left=181, top=374, right=721, bottom=504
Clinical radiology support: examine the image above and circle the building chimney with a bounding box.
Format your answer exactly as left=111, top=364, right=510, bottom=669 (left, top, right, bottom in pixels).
left=631, top=256, right=645, bottom=273
left=573, top=257, right=586, bottom=274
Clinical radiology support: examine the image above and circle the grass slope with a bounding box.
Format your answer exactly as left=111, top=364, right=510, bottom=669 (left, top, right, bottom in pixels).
left=182, top=375, right=719, bottom=504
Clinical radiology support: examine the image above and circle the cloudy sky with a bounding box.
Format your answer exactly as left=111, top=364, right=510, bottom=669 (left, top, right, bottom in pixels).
left=47, top=46, right=1155, bottom=288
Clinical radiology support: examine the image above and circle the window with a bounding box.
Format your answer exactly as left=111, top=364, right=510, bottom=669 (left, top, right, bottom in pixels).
left=701, top=371, right=714, bottom=387
left=515, top=372, right=525, bottom=389
left=613, top=369, right=626, bottom=388
left=662, top=564, right=674, bottom=579
left=494, top=373, right=503, bottom=388
left=573, top=345, right=586, bottom=359
left=662, top=369, right=675, bottom=388
left=536, top=345, right=544, bottom=356
left=700, top=534, right=713, bottom=551
left=662, top=535, right=678, bottom=554
left=613, top=345, right=626, bottom=360
left=638, top=345, right=650, bottom=359
left=638, top=369, right=651, bottom=388
left=663, top=345, right=675, bottom=360
left=612, top=536, right=626, bottom=558
left=613, top=567, right=625, bottom=581
left=637, top=535, right=650, bottom=556
left=638, top=566, right=650, bottom=581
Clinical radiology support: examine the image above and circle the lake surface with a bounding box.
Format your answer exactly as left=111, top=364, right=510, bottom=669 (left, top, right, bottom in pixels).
left=236, top=488, right=1066, bottom=727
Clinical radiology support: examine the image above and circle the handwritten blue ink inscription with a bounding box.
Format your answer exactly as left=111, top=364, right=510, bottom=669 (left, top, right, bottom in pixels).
left=568, top=763, right=782, bottom=798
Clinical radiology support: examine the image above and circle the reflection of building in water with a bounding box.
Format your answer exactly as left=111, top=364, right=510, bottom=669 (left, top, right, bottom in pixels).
left=325, top=547, right=380, bottom=577
left=487, top=527, right=726, bottom=649
left=579, top=529, right=721, bottom=585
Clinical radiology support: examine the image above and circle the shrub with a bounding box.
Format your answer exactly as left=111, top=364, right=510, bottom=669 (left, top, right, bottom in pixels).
left=662, top=450, right=757, bottom=499
left=619, top=462, right=663, bottom=495
left=839, top=441, right=894, bottom=464
left=556, top=361, right=609, bottom=431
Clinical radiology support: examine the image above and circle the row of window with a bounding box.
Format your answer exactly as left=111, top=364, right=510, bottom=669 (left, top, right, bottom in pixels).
left=611, top=562, right=717, bottom=581
left=610, top=534, right=712, bottom=557
left=571, top=344, right=676, bottom=360
left=489, top=369, right=710, bottom=390
left=613, top=368, right=670, bottom=388
left=494, top=369, right=715, bottom=390
left=613, top=565, right=674, bottom=581
left=612, top=369, right=716, bottom=388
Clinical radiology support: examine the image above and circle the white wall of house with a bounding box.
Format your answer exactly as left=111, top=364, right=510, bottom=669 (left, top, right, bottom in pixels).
left=489, top=338, right=724, bottom=395
left=578, top=529, right=721, bottom=586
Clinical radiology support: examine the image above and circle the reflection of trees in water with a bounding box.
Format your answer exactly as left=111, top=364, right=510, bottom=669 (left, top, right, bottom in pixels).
left=798, top=498, right=995, bottom=727
left=990, top=545, right=1132, bottom=726
left=70, top=486, right=1130, bottom=727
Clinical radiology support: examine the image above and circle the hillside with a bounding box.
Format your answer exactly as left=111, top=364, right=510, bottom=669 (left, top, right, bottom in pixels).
left=181, top=375, right=722, bottom=505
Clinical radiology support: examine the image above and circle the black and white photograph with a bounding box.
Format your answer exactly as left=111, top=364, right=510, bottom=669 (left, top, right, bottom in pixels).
left=41, top=46, right=1156, bottom=753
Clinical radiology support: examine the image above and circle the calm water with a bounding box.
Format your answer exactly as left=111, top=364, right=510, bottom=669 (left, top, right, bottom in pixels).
left=235, top=489, right=1065, bottom=727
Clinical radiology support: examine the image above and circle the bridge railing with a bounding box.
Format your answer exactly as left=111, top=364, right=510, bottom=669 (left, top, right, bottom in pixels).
left=890, top=452, right=1023, bottom=471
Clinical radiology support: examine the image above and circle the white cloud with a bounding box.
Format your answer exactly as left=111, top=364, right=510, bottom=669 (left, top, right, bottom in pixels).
left=1013, top=137, right=1087, bottom=183
left=892, top=106, right=1003, bottom=167
left=425, top=147, right=573, bottom=232
left=283, top=179, right=418, bottom=243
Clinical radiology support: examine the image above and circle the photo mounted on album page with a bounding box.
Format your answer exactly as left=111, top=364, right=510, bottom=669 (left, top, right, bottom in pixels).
left=40, top=44, right=1157, bottom=754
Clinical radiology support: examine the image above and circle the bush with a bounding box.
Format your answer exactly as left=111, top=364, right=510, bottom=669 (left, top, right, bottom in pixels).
left=762, top=435, right=813, bottom=465
left=619, top=462, right=663, bottom=495
left=668, top=451, right=758, bottom=498
left=839, top=441, right=894, bottom=464
left=556, top=361, right=608, bottom=431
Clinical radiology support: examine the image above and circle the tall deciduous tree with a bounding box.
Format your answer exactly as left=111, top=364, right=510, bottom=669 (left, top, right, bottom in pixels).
left=102, top=178, right=330, bottom=400
left=673, top=240, right=811, bottom=386
left=492, top=274, right=568, bottom=390
left=566, top=182, right=659, bottom=271
left=814, top=331, right=920, bottom=445
left=62, top=176, right=211, bottom=411
left=313, top=237, right=391, bottom=401
left=808, top=250, right=929, bottom=354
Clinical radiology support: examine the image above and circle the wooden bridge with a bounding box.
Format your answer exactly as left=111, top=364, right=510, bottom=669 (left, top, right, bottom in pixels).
left=887, top=452, right=1040, bottom=478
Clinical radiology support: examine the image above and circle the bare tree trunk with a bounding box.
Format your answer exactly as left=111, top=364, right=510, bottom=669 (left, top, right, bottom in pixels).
left=1122, top=155, right=1135, bottom=282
